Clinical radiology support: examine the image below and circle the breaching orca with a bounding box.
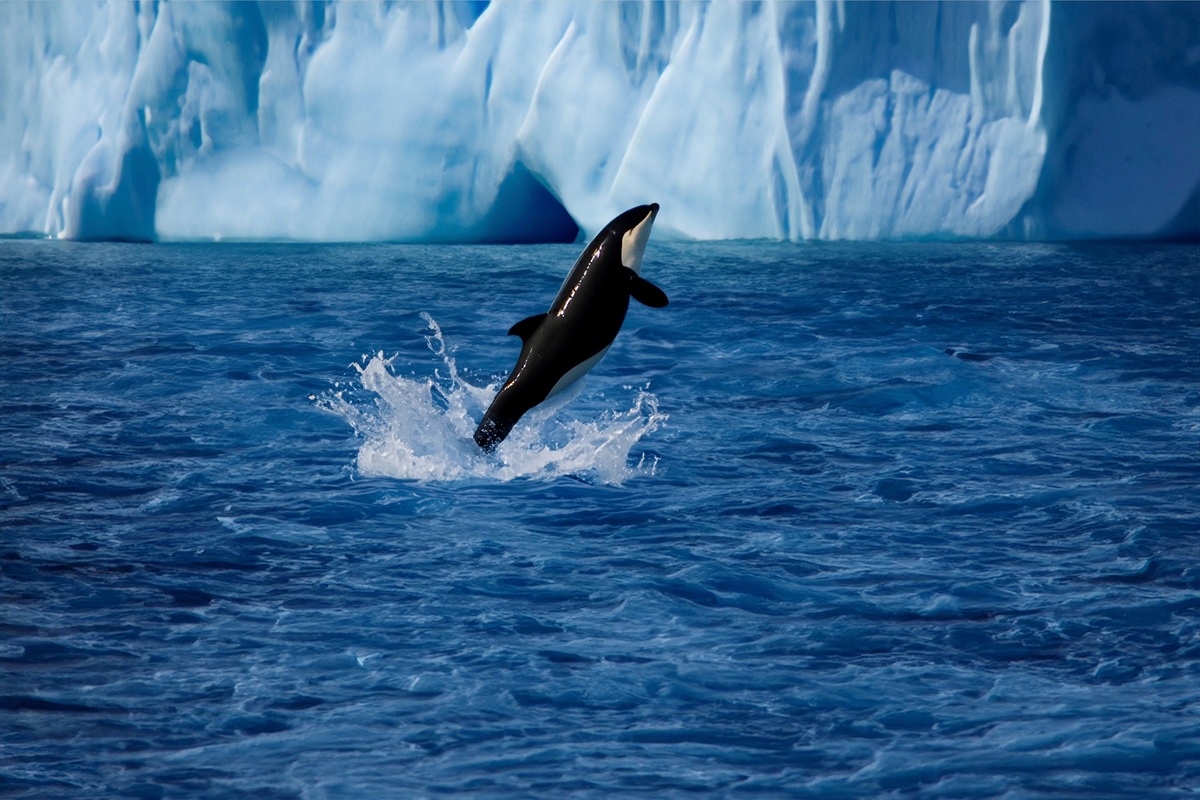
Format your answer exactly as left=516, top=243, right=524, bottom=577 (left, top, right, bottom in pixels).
left=473, top=203, right=668, bottom=452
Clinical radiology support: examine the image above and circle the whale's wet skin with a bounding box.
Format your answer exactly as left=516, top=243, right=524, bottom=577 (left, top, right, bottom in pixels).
left=2, top=240, right=1198, bottom=798
left=474, top=203, right=669, bottom=453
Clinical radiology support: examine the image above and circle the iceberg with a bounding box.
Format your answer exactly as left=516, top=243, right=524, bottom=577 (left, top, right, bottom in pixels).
left=1, top=0, right=1197, bottom=243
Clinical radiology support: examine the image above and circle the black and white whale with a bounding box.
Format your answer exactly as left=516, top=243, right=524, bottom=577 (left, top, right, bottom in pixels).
left=473, top=203, right=668, bottom=452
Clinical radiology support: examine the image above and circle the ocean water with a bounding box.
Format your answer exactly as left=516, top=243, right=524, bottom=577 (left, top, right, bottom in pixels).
left=2, top=239, right=1198, bottom=798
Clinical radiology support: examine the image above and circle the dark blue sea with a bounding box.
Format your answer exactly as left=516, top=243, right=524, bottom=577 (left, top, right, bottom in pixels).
left=2, top=239, right=1198, bottom=799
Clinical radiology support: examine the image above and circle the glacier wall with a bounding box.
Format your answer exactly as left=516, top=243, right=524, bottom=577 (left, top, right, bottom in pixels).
left=1, top=1, right=1197, bottom=243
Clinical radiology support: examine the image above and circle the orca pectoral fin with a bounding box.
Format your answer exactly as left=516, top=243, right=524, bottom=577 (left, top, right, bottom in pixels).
left=626, top=269, right=669, bottom=308
left=507, top=313, right=547, bottom=341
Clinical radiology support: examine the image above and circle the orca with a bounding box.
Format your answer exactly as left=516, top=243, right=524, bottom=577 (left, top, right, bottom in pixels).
left=473, top=203, right=668, bottom=452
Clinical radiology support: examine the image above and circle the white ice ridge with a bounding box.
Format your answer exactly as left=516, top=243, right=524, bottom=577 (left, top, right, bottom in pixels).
left=1, top=1, right=1197, bottom=242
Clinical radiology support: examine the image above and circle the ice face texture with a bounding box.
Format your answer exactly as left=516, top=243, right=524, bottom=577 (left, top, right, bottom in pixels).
left=1, top=1, right=1197, bottom=242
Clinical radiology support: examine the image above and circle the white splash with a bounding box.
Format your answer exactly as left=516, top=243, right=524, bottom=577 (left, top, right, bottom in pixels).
left=319, top=313, right=666, bottom=485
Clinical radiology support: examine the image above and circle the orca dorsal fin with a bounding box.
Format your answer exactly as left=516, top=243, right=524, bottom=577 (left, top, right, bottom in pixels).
left=625, top=268, right=669, bottom=308
left=507, top=313, right=547, bottom=341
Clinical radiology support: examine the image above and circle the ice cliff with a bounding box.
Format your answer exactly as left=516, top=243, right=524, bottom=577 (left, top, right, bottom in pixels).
left=1, top=1, right=1197, bottom=243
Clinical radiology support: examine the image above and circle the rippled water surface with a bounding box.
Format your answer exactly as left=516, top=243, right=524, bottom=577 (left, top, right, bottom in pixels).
left=2, top=239, right=1199, bottom=798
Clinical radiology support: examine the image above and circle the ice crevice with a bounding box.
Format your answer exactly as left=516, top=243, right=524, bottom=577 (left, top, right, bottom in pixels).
left=0, top=0, right=1197, bottom=243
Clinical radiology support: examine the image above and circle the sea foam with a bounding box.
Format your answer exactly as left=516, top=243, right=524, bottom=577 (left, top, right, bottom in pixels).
left=320, top=313, right=666, bottom=485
